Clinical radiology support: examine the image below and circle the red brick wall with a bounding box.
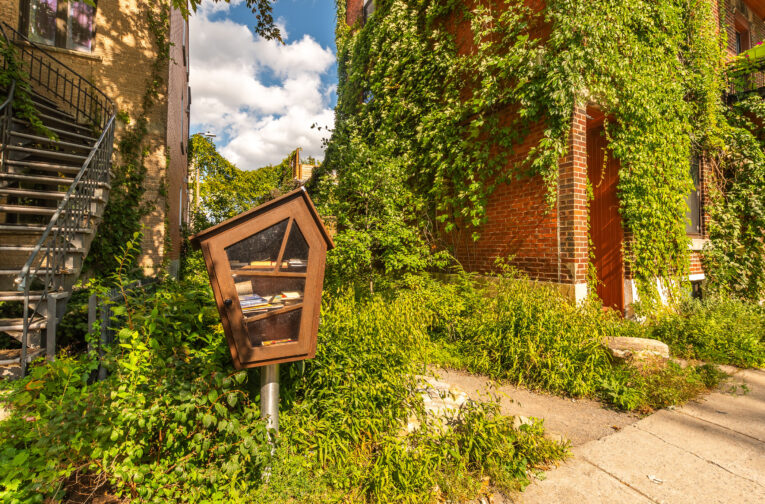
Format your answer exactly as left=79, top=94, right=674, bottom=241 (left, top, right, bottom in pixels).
left=448, top=105, right=589, bottom=284
left=450, top=120, right=559, bottom=280
left=346, top=0, right=364, bottom=26
left=690, top=251, right=704, bottom=275
left=342, top=0, right=730, bottom=289
left=724, top=0, right=765, bottom=58
left=443, top=0, right=587, bottom=285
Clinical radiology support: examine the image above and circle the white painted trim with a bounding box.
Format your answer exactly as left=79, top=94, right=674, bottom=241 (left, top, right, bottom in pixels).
left=688, top=238, right=708, bottom=251
left=574, top=283, right=588, bottom=303
left=689, top=273, right=705, bottom=282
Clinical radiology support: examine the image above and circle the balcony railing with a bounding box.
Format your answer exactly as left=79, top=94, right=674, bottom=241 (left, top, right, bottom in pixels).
left=728, top=44, right=765, bottom=101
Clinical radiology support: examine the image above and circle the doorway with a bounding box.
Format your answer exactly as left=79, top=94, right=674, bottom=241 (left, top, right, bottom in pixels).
left=587, top=124, right=625, bottom=312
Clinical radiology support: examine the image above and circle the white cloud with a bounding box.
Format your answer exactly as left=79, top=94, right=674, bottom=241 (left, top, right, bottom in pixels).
left=189, top=6, right=335, bottom=169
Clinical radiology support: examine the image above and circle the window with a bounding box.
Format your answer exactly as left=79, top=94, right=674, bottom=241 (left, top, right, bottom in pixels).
left=734, top=14, right=751, bottom=55
left=735, top=29, right=751, bottom=54
left=363, top=0, right=375, bottom=24
left=685, top=155, right=701, bottom=235
left=23, top=0, right=96, bottom=52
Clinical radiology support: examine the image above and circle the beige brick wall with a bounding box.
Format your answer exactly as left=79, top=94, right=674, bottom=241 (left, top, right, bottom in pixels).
left=0, top=0, right=189, bottom=275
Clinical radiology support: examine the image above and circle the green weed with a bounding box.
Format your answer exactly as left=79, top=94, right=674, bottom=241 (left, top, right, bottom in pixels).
left=646, top=296, right=765, bottom=368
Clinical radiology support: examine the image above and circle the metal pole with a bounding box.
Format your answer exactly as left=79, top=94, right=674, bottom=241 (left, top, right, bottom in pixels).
left=260, top=364, right=279, bottom=433
left=194, top=159, right=200, bottom=212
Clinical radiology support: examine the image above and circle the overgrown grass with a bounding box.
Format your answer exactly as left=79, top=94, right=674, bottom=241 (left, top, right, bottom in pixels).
left=641, top=297, right=765, bottom=368
left=413, top=271, right=729, bottom=412
left=2, top=247, right=753, bottom=501
left=0, top=254, right=566, bottom=503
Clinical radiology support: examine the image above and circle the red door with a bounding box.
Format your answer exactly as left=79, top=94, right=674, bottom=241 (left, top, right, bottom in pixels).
left=587, top=125, right=625, bottom=312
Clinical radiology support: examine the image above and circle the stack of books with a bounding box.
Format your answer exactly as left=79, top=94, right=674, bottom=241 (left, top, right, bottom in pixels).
left=239, top=291, right=304, bottom=316
left=239, top=294, right=270, bottom=314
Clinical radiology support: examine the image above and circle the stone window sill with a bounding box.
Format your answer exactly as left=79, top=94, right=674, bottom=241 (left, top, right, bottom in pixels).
left=15, top=41, right=102, bottom=62
left=688, top=237, right=708, bottom=251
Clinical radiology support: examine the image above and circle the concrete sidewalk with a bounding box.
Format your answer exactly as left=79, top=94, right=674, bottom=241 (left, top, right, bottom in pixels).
left=515, top=367, right=765, bottom=504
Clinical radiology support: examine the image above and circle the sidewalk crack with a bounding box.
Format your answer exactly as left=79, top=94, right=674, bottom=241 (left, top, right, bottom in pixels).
left=633, top=423, right=765, bottom=489
left=579, top=458, right=662, bottom=504
left=675, top=409, right=765, bottom=444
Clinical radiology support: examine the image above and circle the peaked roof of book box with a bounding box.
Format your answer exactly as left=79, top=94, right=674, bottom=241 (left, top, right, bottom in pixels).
left=190, top=187, right=334, bottom=250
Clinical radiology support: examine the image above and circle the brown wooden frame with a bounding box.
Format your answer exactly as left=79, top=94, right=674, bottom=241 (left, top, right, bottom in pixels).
left=190, top=188, right=334, bottom=369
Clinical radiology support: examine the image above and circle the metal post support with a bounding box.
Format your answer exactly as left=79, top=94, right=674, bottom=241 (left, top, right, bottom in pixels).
left=260, top=364, right=280, bottom=433
left=87, top=293, right=108, bottom=381
left=45, top=295, right=56, bottom=361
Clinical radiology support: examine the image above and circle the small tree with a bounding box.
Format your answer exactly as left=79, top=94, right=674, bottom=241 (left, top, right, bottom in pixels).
left=188, top=134, right=298, bottom=229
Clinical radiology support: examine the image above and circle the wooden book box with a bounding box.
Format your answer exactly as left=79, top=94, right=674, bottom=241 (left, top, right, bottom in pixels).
left=190, top=188, right=334, bottom=368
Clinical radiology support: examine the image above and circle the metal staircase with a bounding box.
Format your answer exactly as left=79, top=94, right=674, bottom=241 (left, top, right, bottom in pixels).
left=0, top=23, right=115, bottom=378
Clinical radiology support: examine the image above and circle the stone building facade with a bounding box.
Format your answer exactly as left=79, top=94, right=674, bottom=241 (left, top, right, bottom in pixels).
left=345, top=0, right=765, bottom=313
left=0, top=0, right=190, bottom=274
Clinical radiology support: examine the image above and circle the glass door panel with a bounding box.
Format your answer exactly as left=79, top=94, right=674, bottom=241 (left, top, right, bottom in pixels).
left=223, top=217, right=309, bottom=346
left=225, top=219, right=288, bottom=271
left=279, top=222, right=309, bottom=272
left=246, top=309, right=303, bottom=347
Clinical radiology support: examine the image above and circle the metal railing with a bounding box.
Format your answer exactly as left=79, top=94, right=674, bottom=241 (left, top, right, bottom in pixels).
left=1, top=22, right=112, bottom=130
left=727, top=53, right=765, bottom=101
left=0, top=23, right=116, bottom=374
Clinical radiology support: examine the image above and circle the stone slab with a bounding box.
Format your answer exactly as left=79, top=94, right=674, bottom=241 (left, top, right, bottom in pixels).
left=511, top=458, right=652, bottom=504
left=679, top=368, right=765, bottom=442
left=432, top=368, right=637, bottom=446
left=576, top=424, right=765, bottom=504
left=635, top=409, right=765, bottom=486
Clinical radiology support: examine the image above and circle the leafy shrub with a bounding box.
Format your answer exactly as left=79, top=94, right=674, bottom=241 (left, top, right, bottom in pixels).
left=0, top=251, right=566, bottom=503
left=646, top=296, right=765, bottom=368
left=599, top=361, right=727, bottom=413
left=422, top=271, right=617, bottom=397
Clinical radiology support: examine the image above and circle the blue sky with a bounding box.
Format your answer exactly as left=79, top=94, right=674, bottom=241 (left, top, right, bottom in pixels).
left=189, top=0, right=338, bottom=169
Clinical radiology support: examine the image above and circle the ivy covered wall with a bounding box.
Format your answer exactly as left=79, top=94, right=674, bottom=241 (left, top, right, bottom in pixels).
left=319, top=0, right=765, bottom=301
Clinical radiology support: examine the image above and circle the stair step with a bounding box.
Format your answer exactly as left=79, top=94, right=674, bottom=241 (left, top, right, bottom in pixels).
left=10, top=131, right=93, bottom=152
left=28, top=91, right=59, bottom=109
left=0, top=204, right=56, bottom=215
left=0, top=290, right=45, bottom=301
left=0, top=245, right=85, bottom=254
left=0, top=224, right=91, bottom=234
left=31, top=101, right=77, bottom=122
left=5, top=145, right=88, bottom=163
left=0, top=187, right=106, bottom=203
left=4, top=159, right=81, bottom=175
left=12, top=118, right=97, bottom=144
left=0, top=267, right=73, bottom=276
left=0, top=317, right=47, bottom=332
left=36, top=112, right=93, bottom=135
left=1, top=169, right=109, bottom=189
left=0, top=172, right=75, bottom=186
left=0, top=348, right=45, bottom=367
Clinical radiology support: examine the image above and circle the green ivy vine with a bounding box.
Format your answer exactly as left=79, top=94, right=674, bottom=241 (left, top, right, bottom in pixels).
left=0, top=39, right=57, bottom=139
left=86, top=1, right=172, bottom=275
left=323, top=0, right=762, bottom=300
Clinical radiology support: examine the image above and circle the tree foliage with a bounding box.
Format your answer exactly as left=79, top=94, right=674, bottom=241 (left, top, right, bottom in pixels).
left=188, top=134, right=298, bottom=229
left=173, top=0, right=281, bottom=41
